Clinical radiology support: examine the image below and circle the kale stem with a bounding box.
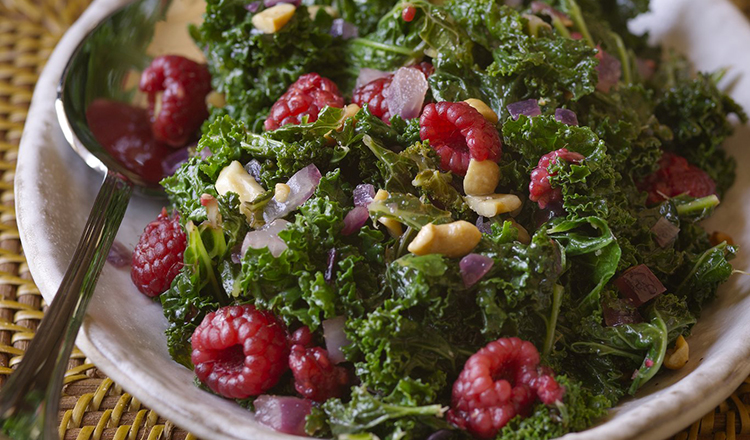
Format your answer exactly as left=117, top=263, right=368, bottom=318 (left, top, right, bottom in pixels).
left=611, top=32, right=631, bottom=84
left=543, top=284, right=564, bottom=357
left=350, top=38, right=420, bottom=57
left=551, top=15, right=571, bottom=38
left=565, top=0, right=594, bottom=48
left=675, top=195, right=720, bottom=216
left=711, top=67, right=728, bottom=85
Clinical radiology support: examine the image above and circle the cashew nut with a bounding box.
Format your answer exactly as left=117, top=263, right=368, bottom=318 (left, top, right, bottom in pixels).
left=274, top=183, right=291, bottom=203
left=464, top=98, right=499, bottom=124
left=206, top=91, right=226, bottom=109
left=465, top=194, right=522, bottom=218
left=215, top=161, right=266, bottom=205
left=252, top=4, right=296, bottom=34
left=373, top=189, right=403, bottom=238
left=407, top=221, right=482, bottom=258
left=664, top=335, right=689, bottom=370
left=464, top=159, right=501, bottom=196
left=308, top=5, right=337, bottom=18
left=508, top=219, right=531, bottom=244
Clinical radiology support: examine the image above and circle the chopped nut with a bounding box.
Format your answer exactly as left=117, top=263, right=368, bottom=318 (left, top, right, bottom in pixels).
left=710, top=231, right=734, bottom=247
left=339, top=104, right=361, bottom=129
left=464, top=194, right=522, bottom=218
left=215, top=161, right=266, bottom=206
left=307, top=5, right=337, bottom=18
left=464, top=98, right=499, bottom=124
left=274, top=183, right=291, bottom=203
left=664, top=335, right=689, bottom=370
left=252, top=4, right=296, bottom=34
left=464, top=159, right=501, bottom=196
left=407, top=221, right=482, bottom=258
left=373, top=189, right=403, bottom=237
left=508, top=219, right=531, bottom=244
left=206, top=91, right=226, bottom=109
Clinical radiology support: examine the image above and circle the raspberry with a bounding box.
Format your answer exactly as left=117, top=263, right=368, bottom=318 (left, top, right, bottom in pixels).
left=637, top=151, right=717, bottom=205
left=289, top=344, right=349, bottom=402
left=139, top=55, right=212, bottom=147
left=402, top=5, right=417, bottom=22
left=265, top=73, right=344, bottom=131
left=352, top=63, right=434, bottom=123
left=131, top=208, right=187, bottom=297
left=528, top=148, right=585, bottom=209
left=289, top=326, right=313, bottom=347
left=419, top=101, right=502, bottom=175
left=447, top=337, right=564, bottom=439
left=191, top=305, right=289, bottom=399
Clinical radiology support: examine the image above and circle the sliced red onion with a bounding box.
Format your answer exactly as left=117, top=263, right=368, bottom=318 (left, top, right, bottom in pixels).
left=244, top=159, right=263, bottom=183
left=200, top=193, right=222, bottom=228
left=595, top=48, right=622, bottom=93
left=603, top=299, right=643, bottom=327
left=342, top=206, right=369, bottom=236
left=199, top=147, right=213, bottom=160
left=230, top=243, right=243, bottom=264
left=459, top=253, right=494, bottom=288
left=241, top=219, right=290, bottom=258
left=650, top=217, right=680, bottom=248
left=254, top=395, right=312, bottom=436
left=245, top=1, right=260, bottom=12
left=530, top=1, right=573, bottom=25
left=475, top=216, right=492, bottom=234
left=323, top=316, right=349, bottom=364
left=554, top=108, right=578, bottom=126
left=162, top=147, right=190, bottom=176
left=330, top=19, right=358, bottom=39
left=263, top=0, right=300, bottom=7
left=615, top=264, right=665, bottom=306
left=325, top=248, right=337, bottom=283
left=355, top=68, right=391, bottom=89
left=263, top=164, right=322, bottom=222
left=385, top=67, right=429, bottom=120
left=353, top=184, right=375, bottom=207
left=507, top=99, right=541, bottom=120
left=107, top=240, right=132, bottom=268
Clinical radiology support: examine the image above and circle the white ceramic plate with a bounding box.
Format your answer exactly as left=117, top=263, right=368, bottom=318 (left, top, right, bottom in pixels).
left=14, top=0, right=750, bottom=438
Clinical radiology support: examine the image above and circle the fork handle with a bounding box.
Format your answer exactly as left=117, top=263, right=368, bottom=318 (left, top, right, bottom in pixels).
left=0, top=170, right=132, bottom=439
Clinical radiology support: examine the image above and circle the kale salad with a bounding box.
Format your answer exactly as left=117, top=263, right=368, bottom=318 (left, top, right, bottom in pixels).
left=134, top=0, right=745, bottom=438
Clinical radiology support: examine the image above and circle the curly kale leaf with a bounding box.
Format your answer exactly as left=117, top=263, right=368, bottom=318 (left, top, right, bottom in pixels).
left=195, top=1, right=345, bottom=130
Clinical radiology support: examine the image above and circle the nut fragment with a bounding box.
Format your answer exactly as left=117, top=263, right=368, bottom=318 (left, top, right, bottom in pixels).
left=710, top=231, right=734, bottom=247
left=373, top=189, right=403, bottom=237
left=339, top=104, right=361, bottom=129
left=464, top=159, right=501, bottom=196
left=274, top=183, right=291, bottom=203
left=407, top=221, right=482, bottom=258
left=206, top=91, right=226, bottom=109
left=307, top=5, right=337, bottom=18
left=464, top=98, right=499, bottom=124
left=252, top=4, right=296, bottom=34
left=664, top=335, right=689, bottom=370
left=508, top=219, right=531, bottom=244
left=465, top=194, right=522, bottom=218
left=215, top=161, right=266, bottom=206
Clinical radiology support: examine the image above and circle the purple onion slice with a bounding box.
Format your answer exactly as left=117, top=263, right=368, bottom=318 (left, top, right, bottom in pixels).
left=107, top=240, right=132, bottom=268
left=263, top=164, right=322, bottom=222
left=323, top=316, right=350, bottom=364
left=355, top=68, right=391, bottom=89
left=241, top=219, right=290, bottom=258
left=330, top=19, right=359, bottom=39
left=596, top=49, right=622, bottom=93
left=254, top=395, right=312, bottom=436
left=460, top=253, right=494, bottom=287
left=507, top=99, right=541, bottom=120
left=353, top=184, right=376, bottom=207
left=342, top=206, right=369, bottom=236
left=245, top=1, right=260, bottom=12
left=162, top=147, right=190, bottom=176
left=385, top=66, right=429, bottom=120
left=263, top=0, right=300, bottom=7
left=554, top=108, right=579, bottom=126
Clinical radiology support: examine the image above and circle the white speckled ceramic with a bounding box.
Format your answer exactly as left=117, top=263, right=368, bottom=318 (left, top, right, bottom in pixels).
left=14, top=0, right=750, bottom=438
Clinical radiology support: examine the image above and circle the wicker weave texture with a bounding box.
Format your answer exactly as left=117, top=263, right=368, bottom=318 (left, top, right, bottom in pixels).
left=0, top=0, right=749, bottom=439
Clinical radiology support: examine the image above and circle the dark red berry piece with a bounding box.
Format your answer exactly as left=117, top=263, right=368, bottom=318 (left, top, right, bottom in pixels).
left=402, top=5, right=416, bottom=22
left=191, top=305, right=289, bottom=399
left=419, top=101, right=502, bottom=176
left=290, top=326, right=313, bottom=347
left=139, top=55, right=212, bottom=148
left=529, top=148, right=585, bottom=209
left=131, top=208, right=187, bottom=297
left=289, top=344, right=349, bottom=402
left=447, top=337, right=564, bottom=439
left=637, top=151, right=717, bottom=205
left=352, top=63, right=434, bottom=123
left=265, top=73, right=344, bottom=131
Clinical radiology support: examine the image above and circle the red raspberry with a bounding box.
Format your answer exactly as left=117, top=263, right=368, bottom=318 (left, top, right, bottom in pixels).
left=289, top=326, right=313, bottom=347
left=139, top=55, right=212, bottom=147
left=529, top=148, right=585, bottom=209
left=191, top=305, right=289, bottom=399
left=289, top=344, right=349, bottom=402
left=352, top=63, right=434, bottom=123
left=131, top=208, right=187, bottom=297
left=419, top=101, right=502, bottom=175
left=637, top=151, right=717, bottom=205
left=447, top=337, right=564, bottom=439
left=265, top=73, right=344, bottom=131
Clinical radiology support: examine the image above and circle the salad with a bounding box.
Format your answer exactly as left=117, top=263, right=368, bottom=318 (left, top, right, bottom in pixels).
left=121, top=0, right=745, bottom=438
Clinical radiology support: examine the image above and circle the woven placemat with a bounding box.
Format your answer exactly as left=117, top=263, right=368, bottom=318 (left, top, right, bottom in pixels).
left=0, top=0, right=748, bottom=439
